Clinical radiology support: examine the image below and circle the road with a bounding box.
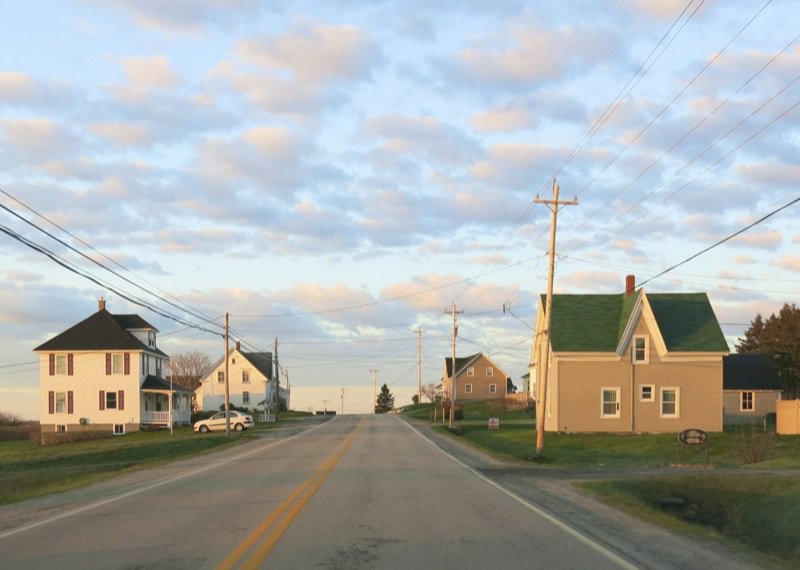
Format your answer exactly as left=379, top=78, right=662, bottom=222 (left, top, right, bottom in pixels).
left=1, top=414, right=639, bottom=569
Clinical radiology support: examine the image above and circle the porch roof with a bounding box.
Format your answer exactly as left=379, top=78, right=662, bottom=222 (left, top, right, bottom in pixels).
left=141, top=375, right=193, bottom=393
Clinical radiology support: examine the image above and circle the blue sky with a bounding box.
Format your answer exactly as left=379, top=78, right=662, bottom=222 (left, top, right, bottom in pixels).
left=2, top=0, right=799, bottom=417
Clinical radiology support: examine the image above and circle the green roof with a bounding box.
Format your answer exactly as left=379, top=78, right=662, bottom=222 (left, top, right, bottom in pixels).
left=647, top=293, right=728, bottom=352
left=545, top=291, right=727, bottom=353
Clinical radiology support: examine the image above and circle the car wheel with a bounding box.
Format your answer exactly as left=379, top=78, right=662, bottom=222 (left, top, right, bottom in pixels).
left=199, top=425, right=209, bottom=433
left=234, top=423, right=244, bottom=432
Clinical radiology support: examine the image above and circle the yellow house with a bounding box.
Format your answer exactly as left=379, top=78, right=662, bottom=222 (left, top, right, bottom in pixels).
left=530, top=282, right=729, bottom=433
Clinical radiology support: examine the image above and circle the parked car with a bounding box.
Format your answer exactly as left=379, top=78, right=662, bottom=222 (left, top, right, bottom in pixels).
left=194, top=410, right=254, bottom=433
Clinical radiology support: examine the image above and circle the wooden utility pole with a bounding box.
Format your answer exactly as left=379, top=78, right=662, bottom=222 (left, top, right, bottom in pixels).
left=445, top=303, right=463, bottom=427
left=285, top=367, right=290, bottom=411
left=224, top=312, right=230, bottom=435
left=415, top=327, right=423, bottom=404
left=340, top=387, right=345, bottom=415
left=371, top=368, right=379, bottom=414
left=273, top=337, right=280, bottom=421
left=534, top=179, right=577, bottom=455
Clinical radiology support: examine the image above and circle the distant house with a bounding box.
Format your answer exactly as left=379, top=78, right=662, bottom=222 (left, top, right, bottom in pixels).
left=723, top=354, right=782, bottom=425
left=34, top=298, right=192, bottom=434
left=442, top=353, right=510, bottom=402
left=530, top=276, right=729, bottom=433
left=195, top=343, right=288, bottom=412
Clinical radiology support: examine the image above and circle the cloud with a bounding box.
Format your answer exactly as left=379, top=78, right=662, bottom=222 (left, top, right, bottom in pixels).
left=733, top=230, right=783, bottom=249
left=0, top=71, right=39, bottom=102
left=450, top=22, right=621, bottom=88
left=777, top=255, right=800, bottom=272
left=123, top=54, right=181, bottom=89
left=96, top=0, right=260, bottom=33
left=88, top=121, right=152, bottom=146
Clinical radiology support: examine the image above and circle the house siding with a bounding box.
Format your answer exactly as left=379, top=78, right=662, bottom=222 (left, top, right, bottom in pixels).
left=39, top=350, right=143, bottom=432
left=545, top=317, right=724, bottom=433
left=723, top=390, right=781, bottom=425
left=442, top=354, right=509, bottom=402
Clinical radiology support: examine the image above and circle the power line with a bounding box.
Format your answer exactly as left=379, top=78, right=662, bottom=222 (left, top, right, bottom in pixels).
left=638, top=196, right=800, bottom=288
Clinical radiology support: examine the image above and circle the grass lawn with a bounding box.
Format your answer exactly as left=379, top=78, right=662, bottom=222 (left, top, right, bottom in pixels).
left=583, top=476, right=800, bottom=563
left=0, top=415, right=313, bottom=506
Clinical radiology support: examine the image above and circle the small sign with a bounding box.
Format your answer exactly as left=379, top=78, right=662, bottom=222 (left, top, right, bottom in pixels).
left=488, top=417, right=500, bottom=430
left=678, top=428, right=707, bottom=446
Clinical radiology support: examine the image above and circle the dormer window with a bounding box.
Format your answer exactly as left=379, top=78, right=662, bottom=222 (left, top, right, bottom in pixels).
left=633, top=336, right=649, bottom=364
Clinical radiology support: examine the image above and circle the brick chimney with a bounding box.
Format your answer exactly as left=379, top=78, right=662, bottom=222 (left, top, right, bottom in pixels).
left=235, top=341, right=241, bottom=351
left=98, top=296, right=106, bottom=311
left=625, top=275, right=635, bottom=295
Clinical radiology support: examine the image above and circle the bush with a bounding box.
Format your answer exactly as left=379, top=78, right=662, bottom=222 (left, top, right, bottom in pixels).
left=0, top=423, right=39, bottom=442
left=735, top=425, right=775, bottom=464
left=30, top=430, right=113, bottom=446
left=0, top=411, right=23, bottom=426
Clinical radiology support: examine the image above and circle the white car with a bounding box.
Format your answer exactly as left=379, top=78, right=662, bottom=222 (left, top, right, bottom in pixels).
left=194, top=410, right=254, bottom=433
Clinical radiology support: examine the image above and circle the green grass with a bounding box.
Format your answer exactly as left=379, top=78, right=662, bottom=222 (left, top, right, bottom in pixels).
left=0, top=426, right=256, bottom=505
left=583, top=476, right=800, bottom=563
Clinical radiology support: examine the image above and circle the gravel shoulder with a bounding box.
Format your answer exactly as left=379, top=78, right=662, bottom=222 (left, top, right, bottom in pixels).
left=403, top=416, right=782, bottom=570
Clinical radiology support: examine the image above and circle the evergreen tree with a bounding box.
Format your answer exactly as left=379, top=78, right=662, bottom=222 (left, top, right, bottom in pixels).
left=736, top=303, right=800, bottom=397
left=375, top=383, right=395, bottom=414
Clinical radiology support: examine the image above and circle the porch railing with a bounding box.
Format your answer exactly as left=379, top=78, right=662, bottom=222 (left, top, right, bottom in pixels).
left=141, top=410, right=191, bottom=425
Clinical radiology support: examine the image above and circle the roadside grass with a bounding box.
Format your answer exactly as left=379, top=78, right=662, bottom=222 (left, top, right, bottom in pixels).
left=403, top=401, right=800, bottom=563
left=0, top=415, right=314, bottom=506
left=582, top=476, right=800, bottom=564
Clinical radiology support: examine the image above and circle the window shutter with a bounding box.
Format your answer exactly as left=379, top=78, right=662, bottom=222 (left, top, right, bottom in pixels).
left=68, top=391, right=74, bottom=414
left=49, top=354, right=55, bottom=376
left=99, top=390, right=105, bottom=410
left=124, top=353, right=130, bottom=375
left=48, top=391, right=55, bottom=414
left=118, top=390, right=125, bottom=411
left=67, top=353, right=74, bottom=376
left=105, top=353, right=111, bottom=375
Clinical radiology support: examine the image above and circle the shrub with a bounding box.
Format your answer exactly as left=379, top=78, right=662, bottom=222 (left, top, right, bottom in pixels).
left=735, top=425, right=775, bottom=464
left=30, top=430, right=114, bottom=446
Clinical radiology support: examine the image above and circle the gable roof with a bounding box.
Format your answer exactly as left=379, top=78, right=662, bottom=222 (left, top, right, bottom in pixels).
left=444, top=353, right=482, bottom=377
left=203, top=349, right=273, bottom=381
left=545, top=291, right=727, bottom=353
left=723, top=354, right=782, bottom=390
left=33, top=309, right=165, bottom=355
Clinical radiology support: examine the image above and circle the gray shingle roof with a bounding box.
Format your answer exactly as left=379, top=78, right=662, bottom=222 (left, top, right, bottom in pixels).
left=33, top=309, right=166, bottom=356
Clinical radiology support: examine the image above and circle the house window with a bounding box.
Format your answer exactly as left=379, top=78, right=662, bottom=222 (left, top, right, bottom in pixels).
left=465, top=383, right=472, bottom=394
left=112, top=354, right=124, bottom=374
left=55, top=392, right=67, bottom=413
left=486, top=367, right=493, bottom=377
left=218, top=371, right=225, bottom=384
left=660, top=388, right=679, bottom=418
left=243, top=391, right=250, bottom=404
left=114, top=424, right=125, bottom=435
left=56, top=425, right=66, bottom=433
left=740, top=391, right=755, bottom=412
left=602, top=388, right=621, bottom=418
left=489, top=384, right=497, bottom=394
left=106, top=391, right=117, bottom=409
left=467, top=367, right=474, bottom=377
left=633, top=336, right=648, bottom=364
left=640, top=385, right=654, bottom=402
left=242, top=370, right=250, bottom=384
left=55, top=354, right=67, bottom=375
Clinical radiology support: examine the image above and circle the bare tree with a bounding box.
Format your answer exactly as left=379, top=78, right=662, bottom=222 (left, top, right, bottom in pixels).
left=167, top=351, right=212, bottom=391
left=422, top=382, right=438, bottom=403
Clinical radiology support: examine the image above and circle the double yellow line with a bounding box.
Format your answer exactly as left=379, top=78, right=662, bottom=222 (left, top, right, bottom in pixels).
left=217, top=419, right=363, bottom=569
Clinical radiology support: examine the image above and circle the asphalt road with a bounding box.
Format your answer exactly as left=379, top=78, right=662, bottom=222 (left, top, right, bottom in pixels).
left=1, top=414, right=636, bottom=569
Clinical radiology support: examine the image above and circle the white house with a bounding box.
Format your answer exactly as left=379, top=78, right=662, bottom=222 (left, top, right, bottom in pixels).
left=195, top=343, right=288, bottom=414
left=34, top=298, right=192, bottom=434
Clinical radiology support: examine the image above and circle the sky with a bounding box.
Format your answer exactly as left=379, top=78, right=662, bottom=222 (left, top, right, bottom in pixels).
left=1, top=0, right=799, bottom=418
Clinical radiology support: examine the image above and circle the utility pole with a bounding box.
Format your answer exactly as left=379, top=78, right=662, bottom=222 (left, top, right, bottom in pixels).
left=371, top=368, right=378, bottom=414
left=340, top=388, right=345, bottom=415
left=285, top=367, right=290, bottom=411
left=224, top=312, right=230, bottom=435
left=415, top=328, right=423, bottom=404
left=534, top=179, right=577, bottom=455
left=273, top=337, right=280, bottom=421
left=444, top=303, right=463, bottom=427
left=322, top=399, right=328, bottom=414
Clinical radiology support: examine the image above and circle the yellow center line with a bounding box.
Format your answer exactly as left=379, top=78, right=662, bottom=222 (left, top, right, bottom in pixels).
left=217, top=419, right=364, bottom=570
